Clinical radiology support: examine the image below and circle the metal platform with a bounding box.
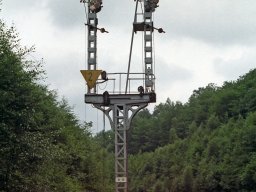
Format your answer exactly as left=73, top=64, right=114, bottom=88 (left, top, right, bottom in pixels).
left=86, top=93, right=155, bottom=192
left=85, top=92, right=156, bottom=105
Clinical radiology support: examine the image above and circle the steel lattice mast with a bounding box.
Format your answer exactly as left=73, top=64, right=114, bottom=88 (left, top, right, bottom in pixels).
left=80, top=1, right=164, bottom=191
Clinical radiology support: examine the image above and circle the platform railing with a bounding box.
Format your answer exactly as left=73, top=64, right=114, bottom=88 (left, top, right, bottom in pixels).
left=95, top=72, right=155, bottom=94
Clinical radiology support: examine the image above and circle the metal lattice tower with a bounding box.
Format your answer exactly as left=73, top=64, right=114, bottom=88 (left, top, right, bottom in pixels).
left=87, top=11, right=97, bottom=93
left=114, top=105, right=128, bottom=190
left=80, top=0, right=163, bottom=191
left=144, top=10, right=154, bottom=92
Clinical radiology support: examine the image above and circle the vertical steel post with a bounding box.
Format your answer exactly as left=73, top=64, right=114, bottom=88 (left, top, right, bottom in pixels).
left=144, top=3, right=154, bottom=92
left=87, top=10, right=98, bottom=93
left=114, top=104, right=128, bottom=192
left=94, top=100, right=150, bottom=192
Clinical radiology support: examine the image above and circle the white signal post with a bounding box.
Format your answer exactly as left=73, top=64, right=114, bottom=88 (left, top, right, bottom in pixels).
left=80, top=0, right=163, bottom=191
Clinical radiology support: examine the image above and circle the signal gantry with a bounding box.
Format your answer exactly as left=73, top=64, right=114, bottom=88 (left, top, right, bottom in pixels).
left=80, top=0, right=164, bottom=191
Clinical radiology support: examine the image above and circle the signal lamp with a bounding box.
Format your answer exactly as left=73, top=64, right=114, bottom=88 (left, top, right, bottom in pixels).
left=145, top=0, right=159, bottom=12
left=89, top=0, right=103, bottom=13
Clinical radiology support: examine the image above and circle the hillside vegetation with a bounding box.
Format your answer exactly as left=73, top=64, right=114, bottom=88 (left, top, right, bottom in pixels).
left=1, top=16, right=256, bottom=192
left=97, top=69, right=256, bottom=191
left=126, top=70, right=256, bottom=191
left=0, top=19, right=114, bottom=192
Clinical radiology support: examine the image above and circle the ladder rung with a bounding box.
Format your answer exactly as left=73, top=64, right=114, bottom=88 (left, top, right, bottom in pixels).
left=144, top=12, right=152, bottom=19
left=88, top=59, right=96, bottom=64
left=88, top=13, right=96, bottom=18
left=88, top=48, right=96, bottom=52
left=88, top=36, right=96, bottom=41
left=145, top=58, right=152, bottom=64
left=145, top=35, right=152, bottom=41
left=145, top=47, right=152, bottom=52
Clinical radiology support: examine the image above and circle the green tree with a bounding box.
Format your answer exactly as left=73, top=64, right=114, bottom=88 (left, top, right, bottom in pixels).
left=183, top=166, right=193, bottom=192
left=0, top=18, right=114, bottom=191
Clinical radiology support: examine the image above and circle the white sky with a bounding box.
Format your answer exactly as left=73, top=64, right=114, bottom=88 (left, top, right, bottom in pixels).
left=1, top=0, right=256, bottom=133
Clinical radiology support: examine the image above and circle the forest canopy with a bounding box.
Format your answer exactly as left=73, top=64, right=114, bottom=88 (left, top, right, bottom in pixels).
left=0, top=18, right=113, bottom=192
left=1, top=12, right=256, bottom=192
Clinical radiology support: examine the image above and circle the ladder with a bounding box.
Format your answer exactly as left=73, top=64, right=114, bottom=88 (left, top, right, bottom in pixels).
left=87, top=11, right=97, bottom=93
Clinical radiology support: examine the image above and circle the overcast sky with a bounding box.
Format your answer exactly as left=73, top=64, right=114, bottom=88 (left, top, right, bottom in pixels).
left=1, top=0, right=256, bottom=133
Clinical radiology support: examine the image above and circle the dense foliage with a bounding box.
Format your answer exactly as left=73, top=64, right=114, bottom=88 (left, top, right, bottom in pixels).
left=2, top=9, right=256, bottom=192
left=128, top=71, right=256, bottom=155
left=0, top=20, right=113, bottom=191
left=126, top=70, right=256, bottom=191
left=96, top=69, right=256, bottom=191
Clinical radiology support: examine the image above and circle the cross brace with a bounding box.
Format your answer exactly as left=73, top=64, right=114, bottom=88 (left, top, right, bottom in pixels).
left=87, top=93, right=155, bottom=192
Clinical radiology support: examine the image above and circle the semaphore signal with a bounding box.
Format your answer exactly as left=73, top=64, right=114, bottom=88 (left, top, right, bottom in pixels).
left=80, top=1, right=164, bottom=191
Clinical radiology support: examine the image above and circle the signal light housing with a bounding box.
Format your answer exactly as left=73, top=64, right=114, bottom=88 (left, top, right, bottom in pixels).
left=145, top=0, right=159, bottom=12
left=89, top=0, right=103, bottom=13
